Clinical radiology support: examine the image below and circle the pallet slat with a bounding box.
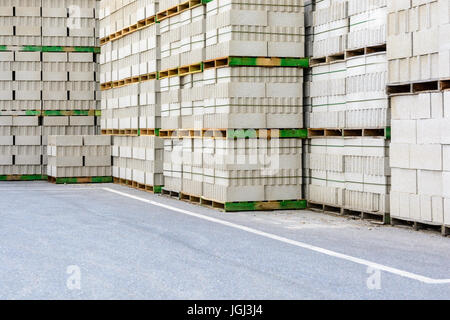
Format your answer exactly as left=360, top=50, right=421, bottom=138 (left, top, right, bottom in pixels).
left=48, top=176, right=113, bottom=184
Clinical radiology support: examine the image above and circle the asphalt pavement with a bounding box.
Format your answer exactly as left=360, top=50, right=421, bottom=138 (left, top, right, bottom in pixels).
left=0, top=182, right=449, bottom=299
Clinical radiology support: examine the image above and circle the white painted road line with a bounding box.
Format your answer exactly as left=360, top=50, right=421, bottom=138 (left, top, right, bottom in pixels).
left=103, top=187, right=450, bottom=285
left=0, top=188, right=99, bottom=192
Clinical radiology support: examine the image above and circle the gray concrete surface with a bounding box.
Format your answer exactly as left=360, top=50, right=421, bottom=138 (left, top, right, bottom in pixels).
left=0, top=182, right=449, bottom=299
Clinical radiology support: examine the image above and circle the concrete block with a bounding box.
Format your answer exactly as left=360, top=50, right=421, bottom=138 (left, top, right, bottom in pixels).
left=12, top=117, right=39, bottom=126
left=432, top=196, right=444, bottom=224
left=409, top=144, right=442, bottom=171
left=43, top=117, right=69, bottom=126
left=15, top=136, right=41, bottom=146
left=69, top=116, right=95, bottom=126
left=418, top=170, right=443, bottom=197
left=53, top=136, right=83, bottom=146
left=84, top=156, right=111, bottom=167
left=14, top=52, right=40, bottom=62
left=390, top=143, right=410, bottom=169
left=15, top=155, right=41, bottom=165
left=68, top=53, right=94, bottom=62
left=42, top=52, right=68, bottom=62
left=0, top=136, right=13, bottom=145
left=392, top=168, right=417, bottom=194
left=391, top=120, right=417, bottom=144
left=83, top=136, right=111, bottom=146
left=420, top=195, right=433, bottom=222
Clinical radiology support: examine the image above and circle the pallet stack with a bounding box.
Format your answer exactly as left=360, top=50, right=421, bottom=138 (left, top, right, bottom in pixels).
left=0, top=0, right=101, bottom=182
left=388, top=0, right=450, bottom=235
left=158, top=0, right=308, bottom=211
left=306, top=0, right=391, bottom=223
left=99, top=0, right=164, bottom=192
left=47, top=135, right=111, bottom=183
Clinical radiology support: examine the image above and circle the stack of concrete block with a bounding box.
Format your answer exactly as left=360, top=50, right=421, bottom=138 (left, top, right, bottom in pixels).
left=163, top=138, right=183, bottom=193
left=205, top=0, right=305, bottom=60
left=306, top=1, right=390, bottom=218
left=0, top=1, right=100, bottom=179
left=42, top=51, right=99, bottom=112
left=0, top=0, right=42, bottom=46
left=160, top=1, right=205, bottom=71
left=387, top=0, right=450, bottom=84
left=47, top=135, right=111, bottom=178
left=309, top=61, right=347, bottom=128
left=347, top=0, right=387, bottom=50
left=312, top=0, right=348, bottom=59
left=390, top=91, right=450, bottom=226
left=160, top=74, right=181, bottom=130
left=99, top=0, right=160, bottom=133
left=388, top=0, right=450, bottom=229
left=201, top=67, right=304, bottom=130
left=41, top=0, right=98, bottom=47
left=307, top=137, right=390, bottom=215
left=158, top=0, right=307, bottom=208
left=0, top=51, right=42, bottom=112
left=112, top=135, right=164, bottom=188
left=0, top=116, right=42, bottom=176
left=99, top=0, right=164, bottom=190
left=42, top=115, right=98, bottom=173
left=201, top=137, right=303, bottom=203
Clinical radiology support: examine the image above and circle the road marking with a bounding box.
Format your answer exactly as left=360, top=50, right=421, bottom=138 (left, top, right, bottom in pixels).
left=103, top=187, right=450, bottom=285
left=0, top=188, right=98, bottom=192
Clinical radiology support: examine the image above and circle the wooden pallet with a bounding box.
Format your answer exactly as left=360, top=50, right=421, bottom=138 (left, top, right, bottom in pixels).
left=48, top=176, right=113, bottom=184
left=162, top=189, right=307, bottom=212
left=101, top=129, right=139, bottom=136
left=0, top=45, right=99, bottom=53
left=204, top=56, right=309, bottom=69
left=387, top=78, right=450, bottom=95
left=159, top=128, right=308, bottom=139
left=310, top=52, right=345, bottom=66
left=203, top=198, right=308, bottom=212
left=162, top=188, right=181, bottom=198
left=156, top=0, right=202, bottom=22
left=159, top=62, right=203, bottom=79
left=308, top=201, right=391, bottom=225
left=113, top=177, right=162, bottom=193
left=308, top=128, right=390, bottom=139
left=180, top=192, right=202, bottom=204
left=140, top=129, right=160, bottom=136
left=391, top=217, right=450, bottom=237
left=0, top=110, right=101, bottom=117
left=345, top=44, right=387, bottom=59
left=100, top=16, right=157, bottom=45
left=101, top=72, right=158, bottom=91
left=0, top=175, right=47, bottom=181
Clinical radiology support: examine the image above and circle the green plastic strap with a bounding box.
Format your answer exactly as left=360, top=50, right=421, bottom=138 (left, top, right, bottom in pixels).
left=56, top=176, right=112, bottom=184
left=385, top=127, right=391, bottom=140
left=281, top=57, right=310, bottom=68
left=91, top=176, right=113, bottom=183
left=227, top=129, right=258, bottom=139
left=228, top=57, right=309, bottom=68
left=280, top=129, right=308, bottom=139
left=224, top=200, right=307, bottom=212
left=25, top=110, right=41, bottom=116
left=22, top=45, right=42, bottom=52
left=0, top=175, right=46, bottom=181
left=155, top=129, right=160, bottom=137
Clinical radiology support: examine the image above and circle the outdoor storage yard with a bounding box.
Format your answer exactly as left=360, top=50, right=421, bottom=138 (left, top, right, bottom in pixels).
left=1, top=181, right=450, bottom=299
left=1, top=0, right=450, bottom=302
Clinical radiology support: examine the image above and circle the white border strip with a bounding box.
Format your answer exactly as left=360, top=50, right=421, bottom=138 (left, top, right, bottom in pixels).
left=103, top=187, right=450, bottom=285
